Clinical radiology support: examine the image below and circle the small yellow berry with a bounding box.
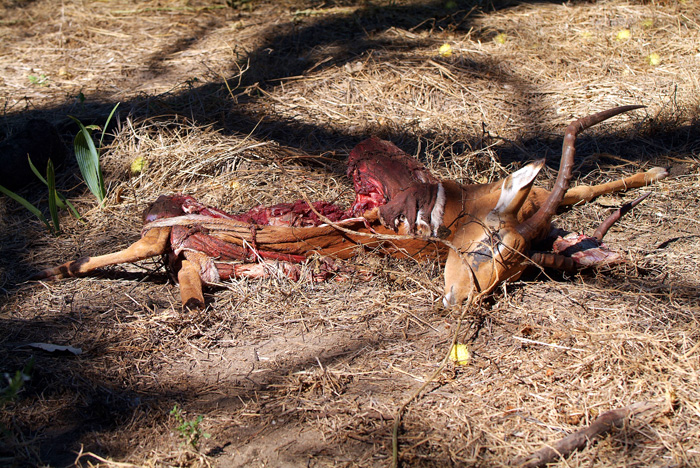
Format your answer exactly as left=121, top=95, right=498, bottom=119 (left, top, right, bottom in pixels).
left=449, top=343, right=471, bottom=366
left=616, top=29, right=631, bottom=41
left=647, top=53, right=661, bottom=66
left=439, top=43, right=452, bottom=57
left=130, top=157, right=146, bottom=175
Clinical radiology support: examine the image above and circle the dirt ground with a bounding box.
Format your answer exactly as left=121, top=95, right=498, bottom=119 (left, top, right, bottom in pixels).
left=1, top=0, right=699, bottom=466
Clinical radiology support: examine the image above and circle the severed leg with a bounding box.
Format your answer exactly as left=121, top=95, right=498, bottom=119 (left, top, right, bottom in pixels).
left=530, top=192, right=653, bottom=271
left=561, top=167, right=667, bottom=205
left=32, top=227, right=172, bottom=280
left=177, top=259, right=205, bottom=310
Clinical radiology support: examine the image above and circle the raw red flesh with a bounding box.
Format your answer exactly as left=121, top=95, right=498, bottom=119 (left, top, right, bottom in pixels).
left=145, top=195, right=354, bottom=228
left=346, top=136, right=442, bottom=232
left=233, top=200, right=350, bottom=227
left=552, top=233, right=622, bottom=267
left=143, top=137, right=435, bottom=230
left=347, top=137, right=439, bottom=215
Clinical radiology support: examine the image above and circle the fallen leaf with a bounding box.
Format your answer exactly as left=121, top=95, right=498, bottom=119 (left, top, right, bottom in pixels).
left=494, top=33, right=507, bottom=44
left=24, top=343, right=82, bottom=355
left=130, top=156, right=146, bottom=175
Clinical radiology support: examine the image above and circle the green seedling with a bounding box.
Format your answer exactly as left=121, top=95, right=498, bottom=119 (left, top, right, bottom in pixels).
left=0, top=158, right=77, bottom=235
left=28, top=74, right=48, bottom=86
left=28, top=156, right=82, bottom=222
left=69, top=102, right=120, bottom=206
left=170, top=404, right=210, bottom=451
left=1, top=359, right=34, bottom=406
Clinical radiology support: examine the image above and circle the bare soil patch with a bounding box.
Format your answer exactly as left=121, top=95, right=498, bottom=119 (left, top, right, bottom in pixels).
left=1, top=0, right=699, bottom=467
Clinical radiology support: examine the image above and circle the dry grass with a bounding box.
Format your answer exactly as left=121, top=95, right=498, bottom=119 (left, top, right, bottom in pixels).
left=1, top=0, right=699, bottom=467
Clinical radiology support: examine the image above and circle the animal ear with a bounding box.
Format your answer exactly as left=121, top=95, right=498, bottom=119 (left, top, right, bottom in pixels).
left=491, top=159, right=545, bottom=217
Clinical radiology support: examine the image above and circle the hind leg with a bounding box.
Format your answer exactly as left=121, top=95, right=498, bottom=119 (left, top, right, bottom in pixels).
left=33, top=227, right=171, bottom=280
left=561, top=167, right=667, bottom=205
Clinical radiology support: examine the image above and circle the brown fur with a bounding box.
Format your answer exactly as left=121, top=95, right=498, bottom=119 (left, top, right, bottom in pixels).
left=34, top=107, right=667, bottom=309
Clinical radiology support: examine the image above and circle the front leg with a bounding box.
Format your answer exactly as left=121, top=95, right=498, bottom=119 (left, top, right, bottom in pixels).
left=33, top=227, right=172, bottom=280
left=177, top=259, right=205, bottom=310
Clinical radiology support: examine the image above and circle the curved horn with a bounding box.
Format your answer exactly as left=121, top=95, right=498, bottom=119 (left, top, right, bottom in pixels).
left=517, top=105, right=645, bottom=242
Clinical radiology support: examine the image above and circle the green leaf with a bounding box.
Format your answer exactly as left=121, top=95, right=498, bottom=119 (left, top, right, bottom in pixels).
left=27, top=155, right=65, bottom=209
left=28, top=156, right=47, bottom=185
left=0, top=184, right=51, bottom=232
left=27, top=156, right=81, bottom=220
left=69, top=115, right=106, bottom=204
left=59, top=193, right=82, bottom=220
left=47, top=160, right=60, bottom=234
left=100, top=103, right=120, bottom=148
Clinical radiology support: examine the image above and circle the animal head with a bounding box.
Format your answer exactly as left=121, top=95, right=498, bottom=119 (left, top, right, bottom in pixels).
left=345, top=106, right=658, bottom=308
left=442, top=160, right=545, bottom=306
left=441, top=105, right=652, bottom=306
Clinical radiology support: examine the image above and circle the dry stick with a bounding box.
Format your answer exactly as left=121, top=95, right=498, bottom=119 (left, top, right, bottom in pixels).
left=74, top=446, right=139, bottom=467
left=513, top=399, right=671, bottom=468
left=387, top=236, right=521, bottom=468
left=390, top=291, right=482, bottom=468
left=299, top=193, right=556, bottom=467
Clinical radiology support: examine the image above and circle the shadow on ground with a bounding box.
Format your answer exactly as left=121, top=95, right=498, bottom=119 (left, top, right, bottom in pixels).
left=1, top=0, right=699, bottom=465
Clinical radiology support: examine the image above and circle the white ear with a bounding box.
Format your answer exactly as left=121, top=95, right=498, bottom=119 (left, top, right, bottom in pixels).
left=492, top=159, right=545, bottom=216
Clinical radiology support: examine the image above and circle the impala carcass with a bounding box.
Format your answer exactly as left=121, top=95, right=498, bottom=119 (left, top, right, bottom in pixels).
left=34, top=106, right=668, bottom=309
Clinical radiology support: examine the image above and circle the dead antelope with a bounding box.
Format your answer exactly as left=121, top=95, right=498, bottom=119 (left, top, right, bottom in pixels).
left=34, top=105, right=667, bottom=309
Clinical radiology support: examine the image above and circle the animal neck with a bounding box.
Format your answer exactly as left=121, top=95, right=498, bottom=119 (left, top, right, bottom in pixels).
left=440, top=179, right=503, bottom=233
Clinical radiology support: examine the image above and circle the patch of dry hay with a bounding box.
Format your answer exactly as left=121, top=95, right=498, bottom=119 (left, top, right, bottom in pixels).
left=1, top=0, right=699, bottom=467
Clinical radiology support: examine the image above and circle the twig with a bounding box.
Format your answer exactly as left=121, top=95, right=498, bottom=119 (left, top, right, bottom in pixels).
left=74, top=445, right=139, bottom=467
left=391, top=292, right=480, bottom=468
left=513, top=398, right=672, bottom=468
left=296, top=191, right=520, bottom=467
left=512, top=336, right=585, bottom=352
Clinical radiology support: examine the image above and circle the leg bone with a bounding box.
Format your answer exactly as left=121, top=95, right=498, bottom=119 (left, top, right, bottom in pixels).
left=32, top=227, right=171, bottom=280
left=561, top=167, right=667, bottom=205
